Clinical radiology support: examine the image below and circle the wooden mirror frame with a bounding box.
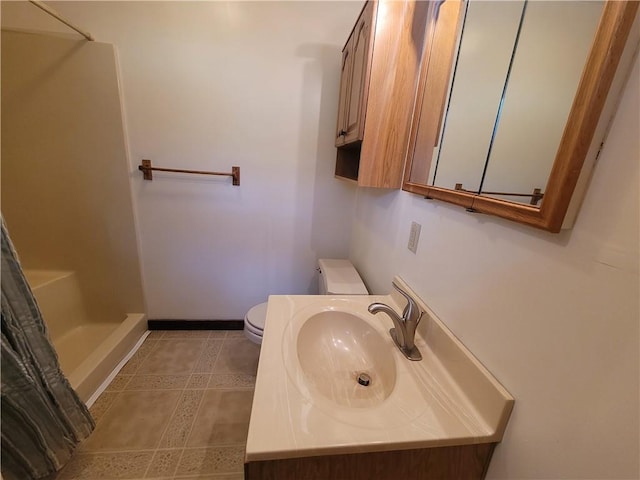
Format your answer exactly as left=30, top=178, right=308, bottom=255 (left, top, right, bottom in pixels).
left=403, top=1, right=638, bottom=233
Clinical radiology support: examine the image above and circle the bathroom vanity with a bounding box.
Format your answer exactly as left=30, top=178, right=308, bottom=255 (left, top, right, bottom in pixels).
left=244, top=277, right=514, bottom=479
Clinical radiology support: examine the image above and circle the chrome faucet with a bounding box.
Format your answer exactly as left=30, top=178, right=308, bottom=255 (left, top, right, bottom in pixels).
left=368, top=282, right=423, bottom=361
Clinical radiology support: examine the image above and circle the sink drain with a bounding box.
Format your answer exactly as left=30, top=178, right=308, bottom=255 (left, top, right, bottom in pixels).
left=356, top=372, right=371, bottom=387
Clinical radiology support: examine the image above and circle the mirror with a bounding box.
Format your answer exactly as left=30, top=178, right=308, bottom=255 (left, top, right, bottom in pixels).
left=403, top=0, right=638, bottom=232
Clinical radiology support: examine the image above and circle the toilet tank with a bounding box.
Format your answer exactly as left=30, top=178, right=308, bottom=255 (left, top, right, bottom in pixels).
left=317, top=259, right=369, bottom=295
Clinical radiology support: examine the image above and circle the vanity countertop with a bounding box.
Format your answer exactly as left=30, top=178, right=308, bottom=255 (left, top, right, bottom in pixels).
left=245, top=276, right=513, bottom=462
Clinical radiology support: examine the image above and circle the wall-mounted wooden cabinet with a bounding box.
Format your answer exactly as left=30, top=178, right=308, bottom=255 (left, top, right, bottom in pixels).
left=334, top=1, right=427, bottom=189
left=335, top=1, right=373, bottom=148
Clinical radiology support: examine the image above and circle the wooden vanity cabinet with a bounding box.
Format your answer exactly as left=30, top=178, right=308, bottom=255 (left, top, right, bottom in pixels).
left=334, top=0, right=427, bottom=188
left=245, top=442, right=496, bottom=480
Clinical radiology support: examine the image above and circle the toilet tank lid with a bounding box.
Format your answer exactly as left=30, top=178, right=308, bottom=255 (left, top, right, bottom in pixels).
left=318, top=259, right=369, bottom=295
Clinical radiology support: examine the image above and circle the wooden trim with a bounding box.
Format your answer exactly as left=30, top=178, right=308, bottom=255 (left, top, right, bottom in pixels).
left=245, top=442, right=497, bottom=480
left=402, top=1, right=639, bottom=232
left=425, top=185, right=475, bottom=209
left=335, top=46, right=350, bottom=146
left=403, top=1, right=438, bottom=187
left=359, top=0, right=428, bottom=188
left=403, top=181, right=432, bottom=197
left=471, top=195, right=546, bottom=229
left=355, top=0, right=377, bottom=143
left=334, top=175, right=359, bottom=186
left=402, top=182, right=475, bottom=209
left=147, top=319, right=244, bottom=330
left=404, top=1, right=464, bottom=186
left=341, top=1, right=371, bottom=52
left=403, top=182, right=546, bottom=227
left=540, top=0, right=638, bottom=232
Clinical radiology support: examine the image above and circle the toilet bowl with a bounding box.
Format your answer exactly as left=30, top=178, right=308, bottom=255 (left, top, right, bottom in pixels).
left=243, top=259, right=368, bottom=345
left=244, top=302, right=268, bottom=345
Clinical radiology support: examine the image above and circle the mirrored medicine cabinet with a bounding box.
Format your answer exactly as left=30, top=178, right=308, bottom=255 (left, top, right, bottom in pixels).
left=402, top=0, right=639, bottom=232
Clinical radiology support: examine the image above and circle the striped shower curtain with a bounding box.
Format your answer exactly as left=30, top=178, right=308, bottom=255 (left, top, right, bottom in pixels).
left=1, top=219, right=94, bottom=479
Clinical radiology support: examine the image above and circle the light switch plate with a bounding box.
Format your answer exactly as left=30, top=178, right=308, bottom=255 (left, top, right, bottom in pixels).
left=408, top=222, right=421, bottom=254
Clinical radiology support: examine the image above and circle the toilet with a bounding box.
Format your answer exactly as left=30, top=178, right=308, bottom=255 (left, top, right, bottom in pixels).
left=243, top=258, right=368, bottom=344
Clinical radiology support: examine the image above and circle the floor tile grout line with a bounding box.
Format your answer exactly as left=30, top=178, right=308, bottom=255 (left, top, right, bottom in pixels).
left=140, top=448, right=155, bottom=478
left=209, top=355, right=222, bottom=376
left=125, top=338, right=161, bottom=375
left=171, top=444, right=246, bottom=480
left=72, top=443, right=248, bottom=455
left=151, top=386, right=203, bottom=465
left=161, top=331, right=214, bottom=340
left=154, top=447, right=182, bottom=479
left=142, top=388, right=185, bottom=478
left=123, top=386, right=190, bottom=392
left=209, top=337, right=226, bottom=373
left=90, top=390, right=122, bottom=427
left=192, top=334, right=219, bottom=375
left=177, top=383, right=209, bottom=451
left=182, top=442, right=249, bottom=449
left=73, top=447, right=166, bottom=454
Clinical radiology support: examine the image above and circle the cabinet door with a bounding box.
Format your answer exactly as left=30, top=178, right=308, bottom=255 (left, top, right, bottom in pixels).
left=335, top=40, right=352, bottom=147
left=344, top=1, right=373, bottom=144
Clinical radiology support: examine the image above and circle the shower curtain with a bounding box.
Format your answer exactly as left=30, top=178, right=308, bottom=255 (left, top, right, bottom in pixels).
left=1, top=219, right=94, bottom=480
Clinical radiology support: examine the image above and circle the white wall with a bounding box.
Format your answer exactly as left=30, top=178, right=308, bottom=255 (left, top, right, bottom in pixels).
left=2, top=1, right=362, bottom=319
left=351, top=53, right=640, bottom=479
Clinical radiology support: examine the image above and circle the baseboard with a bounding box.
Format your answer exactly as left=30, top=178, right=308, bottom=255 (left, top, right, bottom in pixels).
left=147, top=319, right=244, bottom=330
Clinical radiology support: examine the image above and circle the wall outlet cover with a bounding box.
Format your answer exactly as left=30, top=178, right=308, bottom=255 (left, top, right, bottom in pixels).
left=408, top=221, right=421, bottom=254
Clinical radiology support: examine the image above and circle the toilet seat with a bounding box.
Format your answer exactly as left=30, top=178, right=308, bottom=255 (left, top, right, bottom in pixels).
left=244, top=302, right=267, bottom=343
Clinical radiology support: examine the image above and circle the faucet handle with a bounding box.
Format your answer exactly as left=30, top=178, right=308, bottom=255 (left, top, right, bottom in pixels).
left=391, top=281, right=421, bottom=323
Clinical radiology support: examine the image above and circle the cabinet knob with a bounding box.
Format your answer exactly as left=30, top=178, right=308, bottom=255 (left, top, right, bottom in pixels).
left=338, top=129, right=347, bottom=137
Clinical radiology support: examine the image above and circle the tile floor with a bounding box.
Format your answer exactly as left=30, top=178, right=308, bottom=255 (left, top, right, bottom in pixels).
left=55, top=330, right=260, bottom=480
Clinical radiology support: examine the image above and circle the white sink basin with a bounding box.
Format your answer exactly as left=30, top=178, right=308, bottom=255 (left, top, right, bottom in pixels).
left=248, top=287, right=514, bottom=462
left=281, top=298, right=426, bottom=429
left=295, top=310, right=396, bottom=408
